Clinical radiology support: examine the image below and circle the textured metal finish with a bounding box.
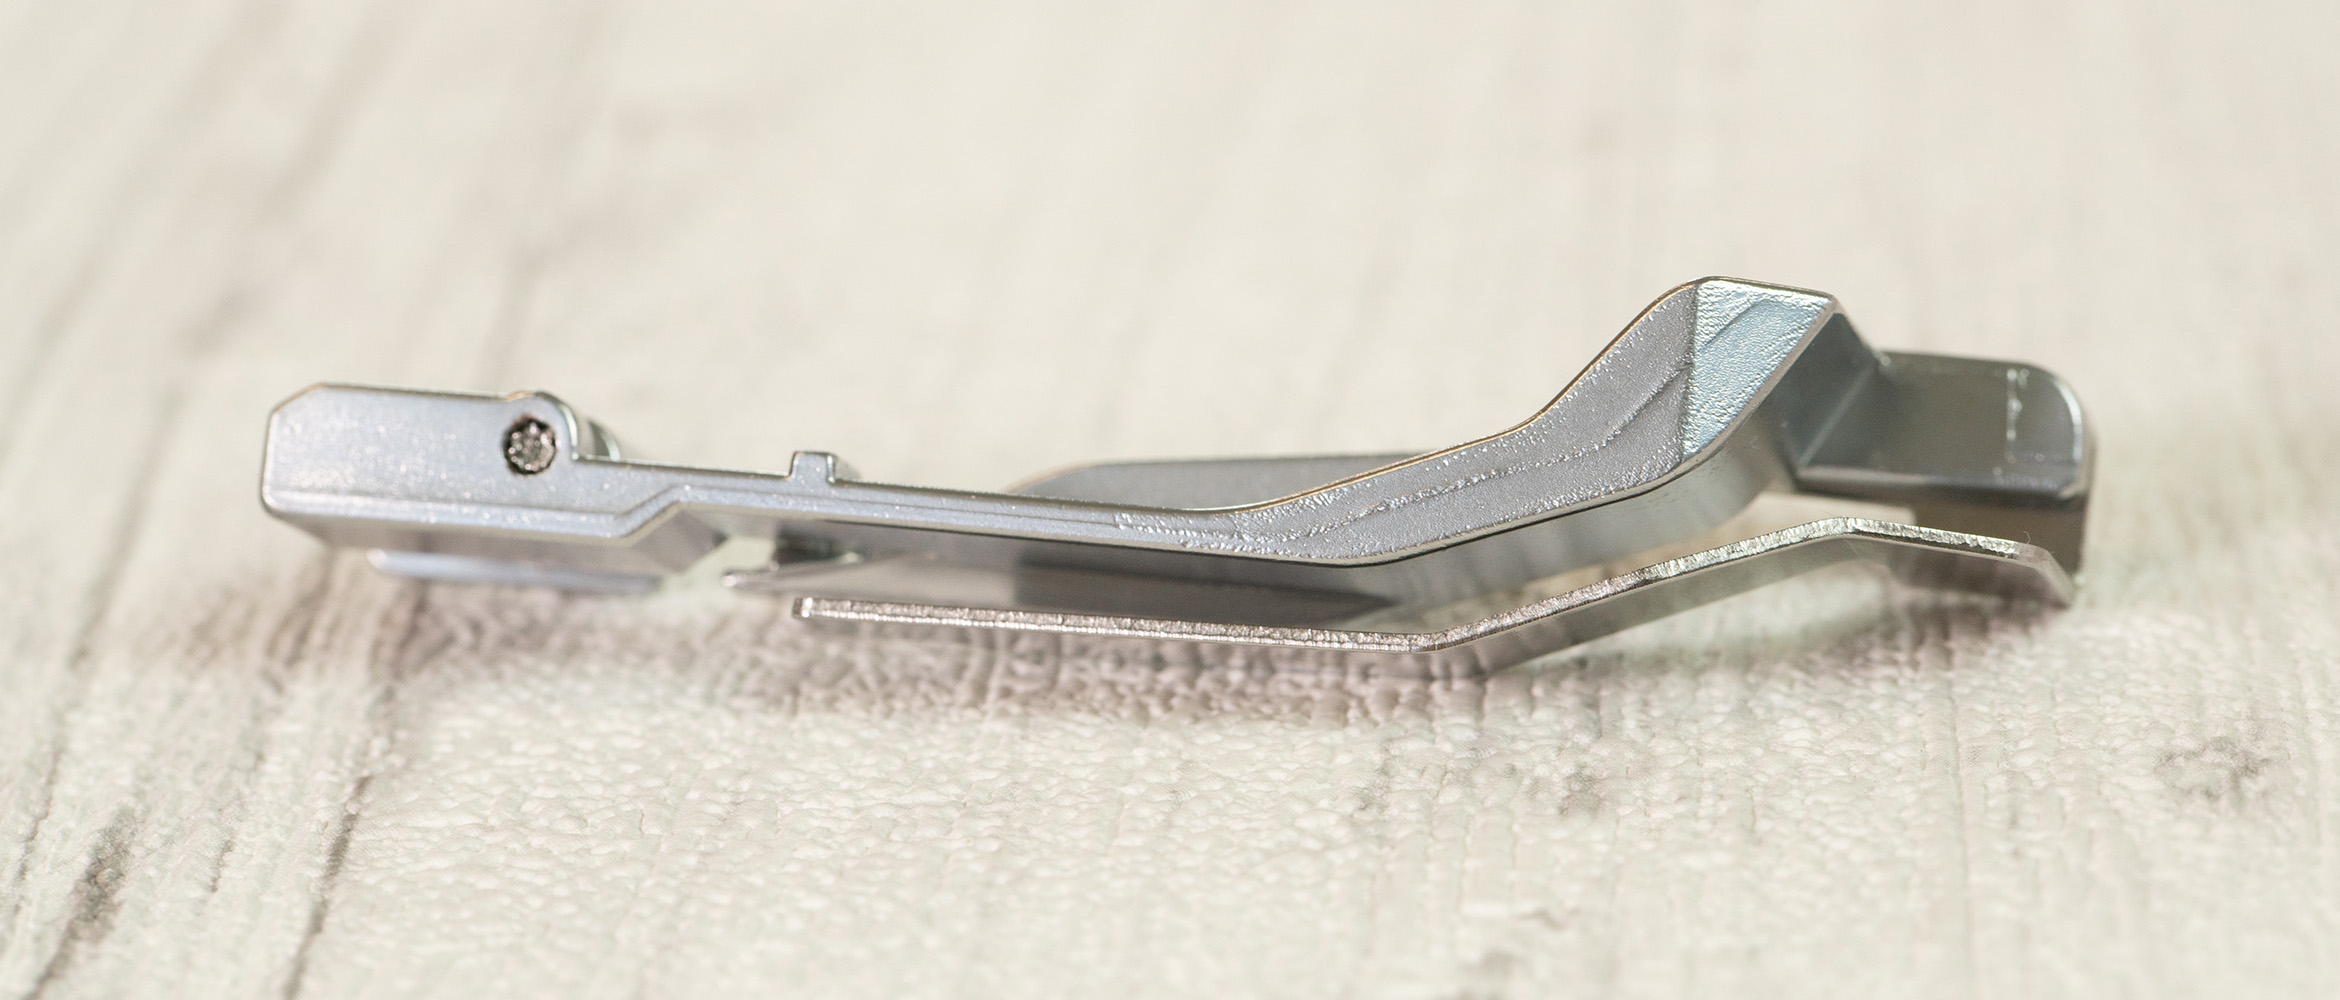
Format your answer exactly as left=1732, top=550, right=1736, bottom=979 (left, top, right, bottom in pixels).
left=259, top=276, right=2093, bottom=666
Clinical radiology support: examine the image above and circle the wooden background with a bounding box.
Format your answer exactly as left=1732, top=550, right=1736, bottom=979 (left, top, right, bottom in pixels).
left=3, top=1, right=2336, bottom=997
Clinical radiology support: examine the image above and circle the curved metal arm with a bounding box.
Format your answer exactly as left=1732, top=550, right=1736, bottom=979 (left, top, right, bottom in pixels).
left=779, top=518, right=2072, bottom=672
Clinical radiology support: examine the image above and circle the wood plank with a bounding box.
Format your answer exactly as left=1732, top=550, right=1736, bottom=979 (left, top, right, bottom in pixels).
left=1, top=0, right=2336, bottom=996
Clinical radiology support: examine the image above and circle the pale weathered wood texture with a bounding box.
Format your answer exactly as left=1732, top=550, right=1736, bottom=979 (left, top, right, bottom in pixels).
left=2, top=2, right=2336, bottom=997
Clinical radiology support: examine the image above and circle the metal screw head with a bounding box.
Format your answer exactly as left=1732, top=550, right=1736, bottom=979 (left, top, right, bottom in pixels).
left=504, top=417, right=557, bottom=474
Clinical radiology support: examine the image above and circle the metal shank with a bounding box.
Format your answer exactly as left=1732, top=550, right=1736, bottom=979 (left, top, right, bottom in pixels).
left=260, top=276, right=2091, bottom=661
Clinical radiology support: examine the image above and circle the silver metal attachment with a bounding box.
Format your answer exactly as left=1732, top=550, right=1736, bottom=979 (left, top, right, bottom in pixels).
left=260, top=277, right=2091, bottom=670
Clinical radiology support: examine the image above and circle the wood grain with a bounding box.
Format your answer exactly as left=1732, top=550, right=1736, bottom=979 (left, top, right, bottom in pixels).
left=2, top=1, right=2336, bottom=997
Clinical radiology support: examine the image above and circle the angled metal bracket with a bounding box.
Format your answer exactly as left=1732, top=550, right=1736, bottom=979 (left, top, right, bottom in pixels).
left=261, top=277, right=2090, bottom=669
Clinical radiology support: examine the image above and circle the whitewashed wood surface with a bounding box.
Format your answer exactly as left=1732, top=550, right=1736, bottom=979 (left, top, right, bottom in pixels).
left=2, top=1, right=2336, bottom=997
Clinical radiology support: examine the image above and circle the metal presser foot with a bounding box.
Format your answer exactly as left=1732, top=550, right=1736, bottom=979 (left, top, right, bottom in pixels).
left=260, top=277, right=2091, bottom=670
